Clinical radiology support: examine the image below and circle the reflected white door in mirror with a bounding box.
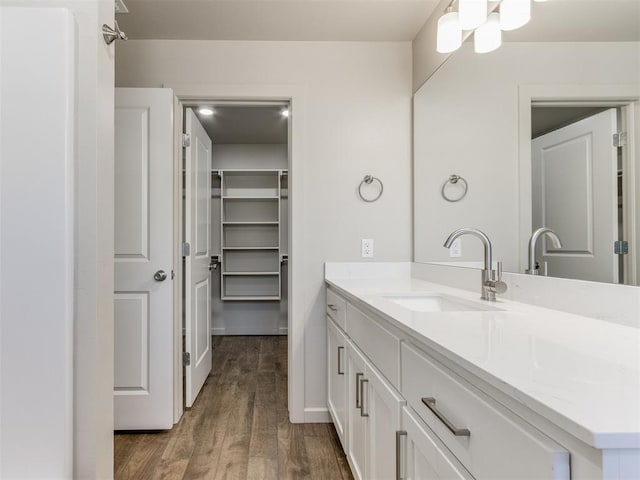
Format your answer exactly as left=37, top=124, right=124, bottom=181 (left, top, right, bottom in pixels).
left=519, top=85, right=640, bottom=286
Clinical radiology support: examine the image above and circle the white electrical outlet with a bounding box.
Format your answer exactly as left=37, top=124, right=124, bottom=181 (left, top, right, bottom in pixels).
left=361, top=239, right=374, bottom=258
left=449, top=238, right=462, bottom=258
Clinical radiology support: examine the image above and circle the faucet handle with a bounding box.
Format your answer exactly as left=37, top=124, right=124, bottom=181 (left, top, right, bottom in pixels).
left=486, top=261, right=507, bottom=295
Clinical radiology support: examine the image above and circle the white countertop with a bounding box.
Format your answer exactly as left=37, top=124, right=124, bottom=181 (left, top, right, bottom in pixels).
left=325, top=271, right=640, bottom=450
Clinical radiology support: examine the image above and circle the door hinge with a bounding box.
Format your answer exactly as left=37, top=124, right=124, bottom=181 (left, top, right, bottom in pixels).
left=614, top=240, right=629, bottom=255
left=182, top=242, right=191, bottom=257
left=182, top=133, right=191, bottom=148
left=613, top=132, right=627, bottom=148
left=183, top=352, right=191, bottom=366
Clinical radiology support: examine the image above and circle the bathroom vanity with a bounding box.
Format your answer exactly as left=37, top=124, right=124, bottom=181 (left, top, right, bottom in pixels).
left=325, top=263, right=640, bottom=480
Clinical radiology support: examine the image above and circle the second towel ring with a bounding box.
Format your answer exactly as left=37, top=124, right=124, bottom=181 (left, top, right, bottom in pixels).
left=358, top=175, right=384, bottom=203
left=441, top=174, right=468, bottom=202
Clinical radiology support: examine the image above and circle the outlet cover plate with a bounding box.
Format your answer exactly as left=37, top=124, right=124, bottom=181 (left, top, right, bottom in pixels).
left=361, top=239, right=374, bottom=258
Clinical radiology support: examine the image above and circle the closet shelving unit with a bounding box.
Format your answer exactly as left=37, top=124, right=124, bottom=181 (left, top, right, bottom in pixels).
left=219, top=169, right=287, bottom=300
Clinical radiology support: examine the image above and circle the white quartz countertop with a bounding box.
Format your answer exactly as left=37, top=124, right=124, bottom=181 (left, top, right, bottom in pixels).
left=325, top=272, right=640, bottom=450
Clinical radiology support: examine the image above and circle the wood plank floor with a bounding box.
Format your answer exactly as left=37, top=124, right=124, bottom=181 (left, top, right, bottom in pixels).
left=114, top=336, right=353, bottom=480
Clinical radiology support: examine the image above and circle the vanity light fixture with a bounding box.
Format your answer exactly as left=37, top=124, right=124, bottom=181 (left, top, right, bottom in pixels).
left=198, top=107, right=214, bottom=116
left=475, top=12, right=502, bottom=53
left=437, top=6, right=463, bottom=53
left=435, top=0, right=536, bottom=55
left=281, top=108, right=290, bottom=118
left=458, top=0, right=488, bottom=30
left=499, top=0, right=531, bottom=31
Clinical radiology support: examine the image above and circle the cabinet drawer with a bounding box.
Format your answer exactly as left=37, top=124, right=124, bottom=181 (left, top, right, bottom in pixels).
left=402, top=343, right=570, bottom=480
left=326, top=288, right=347, bottom=330
left=401, top=406, right=473, bottom=480
left=347, top=303, right=400, bottom=388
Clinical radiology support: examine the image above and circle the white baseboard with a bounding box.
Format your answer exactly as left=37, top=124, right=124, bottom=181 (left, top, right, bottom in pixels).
left=304, top=407, right=331, bottom=423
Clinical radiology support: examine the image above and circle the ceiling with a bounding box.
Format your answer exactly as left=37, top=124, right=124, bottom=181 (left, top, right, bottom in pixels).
left=117, top=0, right=441, bottom=41
left=192, top=105, right=288, bottom=144
left=531, top=106, right=609, bottom=139
left=504, top=1, right=640, bottom=42
left=117, top=0, right=640, bottom=42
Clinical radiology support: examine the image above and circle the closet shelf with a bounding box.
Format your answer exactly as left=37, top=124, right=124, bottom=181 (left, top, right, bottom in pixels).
left=222, top=272, right=280, bottom=276
left=221, top=296, right=281, bottom=301
left=222, top=246, right=279, bottom=250
left=223, top=221, right=278, bottom=225
left=222, top=195, right=279, bottom=200
left=220, top=169, right=283, bottom=301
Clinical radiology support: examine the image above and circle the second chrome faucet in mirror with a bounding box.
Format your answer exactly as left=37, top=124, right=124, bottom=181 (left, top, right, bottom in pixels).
left=443, top=228, right=507, bottom=302
left=526, top=227, right=563, bottom=276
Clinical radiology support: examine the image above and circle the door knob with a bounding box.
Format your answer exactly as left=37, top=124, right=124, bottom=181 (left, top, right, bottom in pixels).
left=154, top=270, right=168, bottom=282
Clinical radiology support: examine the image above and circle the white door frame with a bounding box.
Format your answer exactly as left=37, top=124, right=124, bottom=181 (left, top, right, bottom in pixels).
left=168, top=83, right=306, bottom=424
left=518, top=84, right=640, bottom=284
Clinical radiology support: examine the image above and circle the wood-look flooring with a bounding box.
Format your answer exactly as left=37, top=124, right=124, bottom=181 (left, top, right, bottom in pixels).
left=114, top=336, right=353, bottom=480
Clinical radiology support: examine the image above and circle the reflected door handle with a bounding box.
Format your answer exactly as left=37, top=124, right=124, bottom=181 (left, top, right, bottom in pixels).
left=154, top=270, right=168, bottom=282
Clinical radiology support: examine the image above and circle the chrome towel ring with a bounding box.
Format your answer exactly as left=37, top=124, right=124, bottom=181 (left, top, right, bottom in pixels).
left=358, top=175, right=384, bottom=203
left=441, top=174, right=468, bottom=202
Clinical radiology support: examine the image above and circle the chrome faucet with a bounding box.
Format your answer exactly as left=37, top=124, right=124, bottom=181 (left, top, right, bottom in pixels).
left=443, top=227, right=507, bottom=302
left=526, top=227, right=562, bottom=275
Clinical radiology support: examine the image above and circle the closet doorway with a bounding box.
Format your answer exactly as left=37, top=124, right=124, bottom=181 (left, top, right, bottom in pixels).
left=182, top=102, right=291, bottom=408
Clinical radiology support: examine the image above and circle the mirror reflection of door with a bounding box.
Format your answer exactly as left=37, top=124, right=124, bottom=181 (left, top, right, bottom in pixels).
left=531, top=107, right=622, bottom=283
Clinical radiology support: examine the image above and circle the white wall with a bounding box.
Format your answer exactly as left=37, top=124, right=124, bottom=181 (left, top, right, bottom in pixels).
left=0, top=1, right=114, bottom=478
left=1, top=7, right=74, bottom=477
left=116, top=40, right=413, bottom=419
left=414, top=42, right=640, bottom=271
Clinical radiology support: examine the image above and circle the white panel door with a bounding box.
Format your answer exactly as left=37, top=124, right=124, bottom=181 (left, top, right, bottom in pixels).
left=185, top=109, right=213, bottom=407
left=532, top=109, right=618, bottom=282
left=114, top=88, right=174, bottom=430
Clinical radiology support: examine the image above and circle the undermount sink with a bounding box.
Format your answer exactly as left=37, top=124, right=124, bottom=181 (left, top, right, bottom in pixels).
left=382, top=293, right=501, bottom=312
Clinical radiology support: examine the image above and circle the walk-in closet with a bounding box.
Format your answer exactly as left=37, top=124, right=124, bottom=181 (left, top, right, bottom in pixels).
left=190, top=104, right=289, bottom=336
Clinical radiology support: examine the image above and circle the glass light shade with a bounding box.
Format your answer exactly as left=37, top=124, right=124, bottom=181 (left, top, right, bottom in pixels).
left=474, top=13, right=502, bottom=53
left=500, top=0, right=531, bottom=31
left=459, top=0, right=488, bottom=30
left=437, top=11, right=462, bottom=53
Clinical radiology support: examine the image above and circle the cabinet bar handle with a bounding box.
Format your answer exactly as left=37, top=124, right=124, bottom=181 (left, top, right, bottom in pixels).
left=360, top=378, right=369, bottom=417
left=396, top=430, right=407, bottom=480
left=337, top=346, right=344, bottom=375
left=328, top=304, right=338, bottom=312
left=356, top=373, right=364, bottom=408
left=421, top=397, right=471, bottom=437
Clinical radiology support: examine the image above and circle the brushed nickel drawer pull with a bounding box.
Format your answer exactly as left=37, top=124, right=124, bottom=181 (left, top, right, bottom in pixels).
left=421, top=397, right=471, bottom=437
left=337, top=346, right=344, bottom=375
left=356, top=373, right=364, bottom=408
left=360, top=378, right=369, bottom=417
left=396, top=430, right=407, bottom=480
left=328, top=304, right=338, bottom=312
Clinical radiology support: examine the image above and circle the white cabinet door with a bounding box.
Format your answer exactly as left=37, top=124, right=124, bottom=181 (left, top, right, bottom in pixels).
left=184, top=109, right=214, bottom=407
left=114, top=88, right=175, bottom=429
left=366, top=362, right=406, bottom=479
left=327, top=317, right=348, bottom=449
left=401, top=407, right=473, bottom=480
left=347, top=340, right=369, bottom=480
